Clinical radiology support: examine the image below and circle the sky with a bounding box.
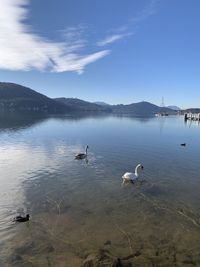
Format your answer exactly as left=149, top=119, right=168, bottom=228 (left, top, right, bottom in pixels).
left=0, top=0, right=200, bottom=108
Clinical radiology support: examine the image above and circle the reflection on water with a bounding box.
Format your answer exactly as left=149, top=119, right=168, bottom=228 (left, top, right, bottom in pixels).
left=0, top=113, right=47, bottom=132
left=0, top=114, right=200, bottom=266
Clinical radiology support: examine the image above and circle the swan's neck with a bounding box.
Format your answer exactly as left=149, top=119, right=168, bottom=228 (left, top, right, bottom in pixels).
left=134, top=165, right=140, bottom=176
left=85, top=147, right=88, bottom=155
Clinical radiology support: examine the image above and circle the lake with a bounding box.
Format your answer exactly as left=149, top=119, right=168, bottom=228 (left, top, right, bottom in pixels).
left=0, top=114, right=200, bottom=266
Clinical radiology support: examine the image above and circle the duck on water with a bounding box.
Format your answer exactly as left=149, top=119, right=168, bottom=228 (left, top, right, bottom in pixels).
left=75, top=145, right=89, bottom=160
left=13, top=214, right=30, bottom=222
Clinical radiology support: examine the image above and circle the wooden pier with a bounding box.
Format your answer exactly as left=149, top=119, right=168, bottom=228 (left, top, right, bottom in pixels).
left=184, top=113, right=200, bottom=121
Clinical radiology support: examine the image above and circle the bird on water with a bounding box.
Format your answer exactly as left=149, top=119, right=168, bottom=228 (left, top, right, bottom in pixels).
left=13, top=214, right=30, bottom=222
left=180, top=143, right=186, bottom=146
left=75, top=145, right=89, bottom=159
left=122, top=164, right=144, bottom=183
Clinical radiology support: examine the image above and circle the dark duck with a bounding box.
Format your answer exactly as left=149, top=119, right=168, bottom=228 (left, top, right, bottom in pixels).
left=14, top=214, right=30, bottom=222
left=180, top=143, right=186, bottom=146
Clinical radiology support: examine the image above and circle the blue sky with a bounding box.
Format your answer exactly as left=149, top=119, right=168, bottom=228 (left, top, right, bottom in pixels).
left=0, top=0, right=200, bottom=108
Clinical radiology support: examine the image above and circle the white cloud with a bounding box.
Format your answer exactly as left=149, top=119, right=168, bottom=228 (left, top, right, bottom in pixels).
left=0, top=0, right=109, bottom=73
left=97, top=33, right=131, bottom=47
left=51, top=50, right=111, bottom=74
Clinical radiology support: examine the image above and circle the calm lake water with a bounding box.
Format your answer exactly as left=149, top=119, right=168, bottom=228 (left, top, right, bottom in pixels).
left=0, top=114, right=200, bottom=266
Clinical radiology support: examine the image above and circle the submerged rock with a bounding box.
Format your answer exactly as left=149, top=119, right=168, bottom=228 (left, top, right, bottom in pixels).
left=104, top=240, right=111, bottom=246
left=81, top=249, right=133, bottom=267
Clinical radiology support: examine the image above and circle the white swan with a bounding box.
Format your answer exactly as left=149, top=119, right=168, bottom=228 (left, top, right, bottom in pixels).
left=122, top=164, right=144, bottom=182
left=75, top=145, right=89, bottom=159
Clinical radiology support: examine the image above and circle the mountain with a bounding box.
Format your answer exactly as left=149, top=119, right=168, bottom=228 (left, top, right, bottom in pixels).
left=0, top=82, right=177, bottom=116
left=0, top=82, right=67, bottom=113
left=183, top=108, right=200, bottom=113
left=167, top=105, right=181, bottom=111
left=55, top=99, right=175, bottom=115
left=54, top=98, right=111, bottom=113
left=111, top=101, right=175, bottom=116
left=94, top=101, right=110, bottom=106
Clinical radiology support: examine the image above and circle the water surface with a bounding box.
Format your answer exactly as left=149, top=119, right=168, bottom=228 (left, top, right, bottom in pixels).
left=0, top=114, right=200, bottom=266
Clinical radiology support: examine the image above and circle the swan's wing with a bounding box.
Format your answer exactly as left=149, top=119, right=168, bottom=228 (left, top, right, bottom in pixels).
left=76, top=153, right=84, bottom=157
left=75, top=153, right=86, bottom=159
left=122, top=172, right=136, bottom=180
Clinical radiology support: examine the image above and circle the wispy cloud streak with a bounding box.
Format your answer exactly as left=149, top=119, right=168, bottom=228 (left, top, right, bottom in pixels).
left=0, top=0, right=109, bottom=74
left=131, top=0, right=159, bottom=24
left=97, top=0, right=159, bottom=47
left=97, top=33, right=132, bottom=47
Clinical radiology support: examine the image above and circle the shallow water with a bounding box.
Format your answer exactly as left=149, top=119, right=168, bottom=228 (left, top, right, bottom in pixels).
left=0, top=114, right=200, bottom=266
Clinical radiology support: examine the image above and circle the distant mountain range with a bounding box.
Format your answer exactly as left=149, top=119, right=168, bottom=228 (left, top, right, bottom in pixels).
left=182, top=108, right=200, bottom=113
left=167, top=105, right=181, bottom=111
left=93, top=101, right=110, bottom=106
left=54, top=98, right=111, bottom=112
left=0, top=82, right=180, bottom=115
left=111, top=102, right=173, bottom=116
